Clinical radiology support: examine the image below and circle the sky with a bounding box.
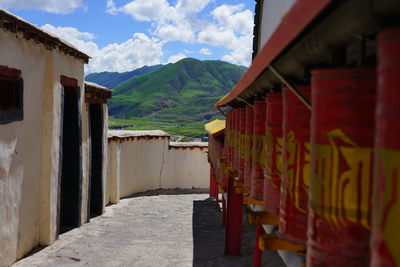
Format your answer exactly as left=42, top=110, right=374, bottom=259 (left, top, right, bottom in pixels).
left=0, top=0, right=255, bottom=74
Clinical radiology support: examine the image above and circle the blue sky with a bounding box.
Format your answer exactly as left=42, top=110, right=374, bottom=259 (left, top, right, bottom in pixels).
left=1, top=0, right=255, bottom=73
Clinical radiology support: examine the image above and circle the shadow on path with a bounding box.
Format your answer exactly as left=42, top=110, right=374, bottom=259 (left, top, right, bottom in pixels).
left=123, top=188, right=209, bottom=199
left=192, top=198, right=285, bottom=267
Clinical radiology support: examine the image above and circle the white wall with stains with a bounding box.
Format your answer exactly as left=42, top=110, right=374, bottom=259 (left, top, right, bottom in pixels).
left=106, top=133, right=209, bottom=202
left=259, top=0, right=296, bottom=49
left=119, top=137, right=169, bottom=198
left=161, top=143, right=209, bottom=189
left=0, top=29, right=88, bottom=266
left=106, top=140, right=120, bottom=205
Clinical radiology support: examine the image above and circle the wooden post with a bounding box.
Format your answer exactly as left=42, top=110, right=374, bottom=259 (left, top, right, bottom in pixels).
left=253, top=225, right=264, bottom=267
left=222, top=193, right=227, bottom=226
left=224, top=175, right=244, bottom=256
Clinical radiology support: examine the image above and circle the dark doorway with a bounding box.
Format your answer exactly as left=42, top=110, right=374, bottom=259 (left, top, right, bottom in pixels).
left=59, top=78, right=82, bottom=235
left=88, top=103, right=104, bottom=219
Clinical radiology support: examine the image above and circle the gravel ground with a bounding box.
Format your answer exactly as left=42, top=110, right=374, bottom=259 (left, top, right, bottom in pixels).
left=13, top=191, right=285, bottom=267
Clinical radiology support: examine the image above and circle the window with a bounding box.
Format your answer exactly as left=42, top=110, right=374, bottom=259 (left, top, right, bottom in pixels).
left=0, top=66, right=23, bottom=124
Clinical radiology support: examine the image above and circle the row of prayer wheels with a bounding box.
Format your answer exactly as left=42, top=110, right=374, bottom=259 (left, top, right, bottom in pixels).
left=207, top=27, right=400, bottom=266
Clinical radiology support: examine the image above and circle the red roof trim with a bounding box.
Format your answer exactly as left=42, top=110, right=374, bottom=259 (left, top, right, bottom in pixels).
left=60, top=75, right=78, bottom=88
left=0, top=65, right=21, bottom=78
left=215, top=0, right=333, bottom=107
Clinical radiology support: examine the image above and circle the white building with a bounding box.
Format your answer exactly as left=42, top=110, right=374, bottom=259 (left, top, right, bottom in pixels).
left=0, top=10, right=92, bottom=266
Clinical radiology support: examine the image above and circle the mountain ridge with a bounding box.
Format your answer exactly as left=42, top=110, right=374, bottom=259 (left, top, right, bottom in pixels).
left=85, top=64, right=165, bottom=89
left=90, top=58, right=246, bottom=137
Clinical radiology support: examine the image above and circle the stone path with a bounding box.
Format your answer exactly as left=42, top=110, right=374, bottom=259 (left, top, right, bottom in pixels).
left=13, top=192, right=284, bottom=267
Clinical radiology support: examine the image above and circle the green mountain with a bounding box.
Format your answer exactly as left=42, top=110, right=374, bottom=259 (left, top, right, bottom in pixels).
left=108, top=58, right=246, bottom=137
left=85, top=64, right=164, bottom=89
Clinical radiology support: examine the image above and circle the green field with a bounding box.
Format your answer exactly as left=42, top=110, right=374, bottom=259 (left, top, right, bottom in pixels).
left=109, top=116, right=220, bottom=137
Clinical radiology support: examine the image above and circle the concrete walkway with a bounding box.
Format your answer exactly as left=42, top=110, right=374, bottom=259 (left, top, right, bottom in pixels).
left=13, top=191, right=284, bottom=267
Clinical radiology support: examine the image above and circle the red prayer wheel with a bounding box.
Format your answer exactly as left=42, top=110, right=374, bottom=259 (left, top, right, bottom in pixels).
left=233, top=108, right=242, bottom=172
left=308, top=68, right=376, bottom=266
left=224, top=110, right=231, bottom=163
left=239, top=108, right=247, bottom=179
left=264, top=93, right=283, bottom=215
left=228, top=110, right=234, bottom=168
left=251, top=100, right=266, bottom=201
left=279, top=86, right=311, bottom=244
left=231, top=109, right=236, bottom=170
left=220, top=134, right=229, bottom=191
left=230, top=109, right=237, bottom=168
left=371, top=28, right=400, bottom=267
left=213, top=132, right=224, bottom=184
left=220, top=170, right=229, bottom=192
left=220, top=110, right=232, bottom=192
left=244, top=106, right=254, bottom=191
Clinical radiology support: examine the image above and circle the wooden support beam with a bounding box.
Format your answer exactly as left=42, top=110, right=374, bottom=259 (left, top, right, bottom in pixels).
left=235, top=187, right=250, bottom=194
left=233, top=178, right=250, bottom=194
left=228, top=169, right=238, bottom=177
left=243, top=196, right=263, bottom=206
left=248, top=212, right=279, bottom=226
left=258, top=233, right=306, bottom=254
left=233, top=179, right=244, bottom=188
left=218, top=184, right=226, bottom=193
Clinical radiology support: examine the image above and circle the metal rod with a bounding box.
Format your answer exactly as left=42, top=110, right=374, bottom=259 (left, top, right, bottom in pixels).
left=217, top=107, right=226, bottom=117
left=268, top=65, right=312, bottom=110
left=237, top=96, right=254, bottom=107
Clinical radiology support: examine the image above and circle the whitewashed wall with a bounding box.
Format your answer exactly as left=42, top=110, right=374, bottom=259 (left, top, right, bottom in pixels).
left=0, top=29, right=87, bottom=266
left=106, top=133, right=209, bottom=202
left=161, top=143, right=209, bottom=189
left=106, top=140, right=120, bottom=205
left=258, top=0, right=296, bottom=50
left=119, top=137, right=169, bottom=198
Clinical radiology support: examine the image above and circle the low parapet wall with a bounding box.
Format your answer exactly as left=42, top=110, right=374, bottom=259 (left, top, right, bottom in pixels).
left=161, top=142, right=209, bottom=189
left=106, top=130, right=209, bottom=204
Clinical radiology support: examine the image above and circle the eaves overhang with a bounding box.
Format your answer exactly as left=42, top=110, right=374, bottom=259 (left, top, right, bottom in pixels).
left=215, top=0, right=333, bottom=108
left=215, top=0, right=400, bottom=108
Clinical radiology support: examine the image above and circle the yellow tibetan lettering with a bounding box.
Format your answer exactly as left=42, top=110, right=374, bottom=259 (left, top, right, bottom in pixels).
left=285, top=131, right=297, bottom=202
left=374, top=148, right=400, bottom=264
left=276, top=136, right=283, bottom=174
left=312, top=129, right=373, bottom=227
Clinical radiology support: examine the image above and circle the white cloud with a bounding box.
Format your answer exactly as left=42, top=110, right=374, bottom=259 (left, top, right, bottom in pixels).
left=167, top=53, right=187, bottom=63
left=198, top=4, right=254, bottom=66
left=197, top=25, right=236, bottom=47
left=108, top=0, right=198, bottom=43
left=154, top=22, right=195, bottom=42
left=107, top=0, right=177, bottom=22
left=105, top=0, right=117, bottom=15
left=41, top=24, right=164, bottom=73
left=41, top=24, right=98, bottom=55
left=90, top=33, right=164, bottom=73
left=220, top=34, right=253, bottom=66
left=0, top=0, right=84, bottom=14
left=199, top=48, right=212, bottom=55
left=211, top=4, right=253, bottom=35
left=175, top=0, right=213, bottom=14
left=108, top=1, right=254, bottom=66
